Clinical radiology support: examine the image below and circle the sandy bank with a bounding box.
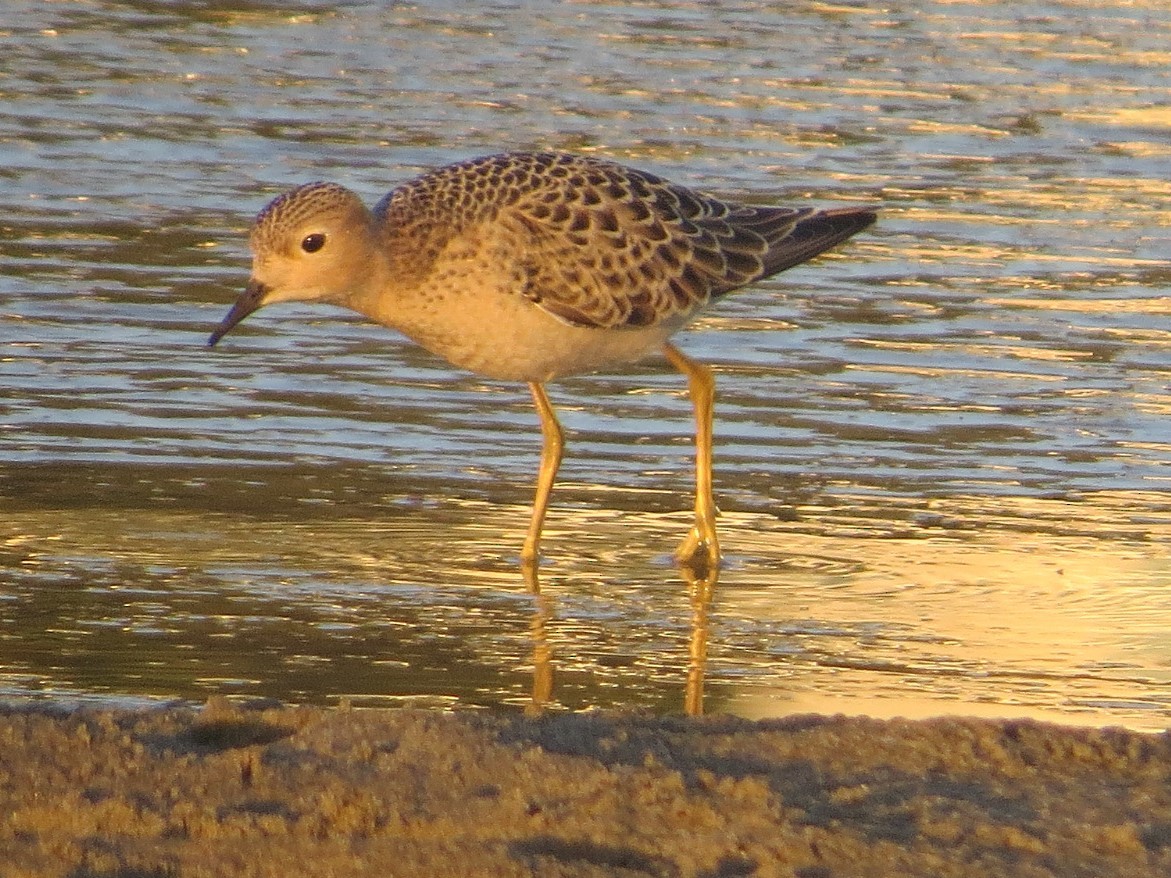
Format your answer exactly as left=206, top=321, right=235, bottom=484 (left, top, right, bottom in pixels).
left=2, top=699, right=1169, bottom=877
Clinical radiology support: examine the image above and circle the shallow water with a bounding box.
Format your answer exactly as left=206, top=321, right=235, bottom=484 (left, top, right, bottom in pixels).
left=2, top=1, right=1169, bottom=729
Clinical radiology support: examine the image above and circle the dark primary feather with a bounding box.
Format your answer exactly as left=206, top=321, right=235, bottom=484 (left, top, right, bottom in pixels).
left=748, top=205, right=878, bottom=278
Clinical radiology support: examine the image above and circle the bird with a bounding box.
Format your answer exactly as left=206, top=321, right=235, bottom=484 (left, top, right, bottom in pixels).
left=208, top=151, right=876, bottom=569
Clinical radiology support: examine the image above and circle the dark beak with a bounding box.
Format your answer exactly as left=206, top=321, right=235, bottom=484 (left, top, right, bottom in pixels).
left=208, top=279, right=269, bottom=346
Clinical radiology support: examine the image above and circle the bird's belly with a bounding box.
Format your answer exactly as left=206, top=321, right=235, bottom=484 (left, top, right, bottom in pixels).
left=408, top=300, right=676, bottom=382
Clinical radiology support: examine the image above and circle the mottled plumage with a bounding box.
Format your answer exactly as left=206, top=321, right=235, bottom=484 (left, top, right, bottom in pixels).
left=209, top=151, right=876, bottom=567
left=369, top=152, right=870, bottom=330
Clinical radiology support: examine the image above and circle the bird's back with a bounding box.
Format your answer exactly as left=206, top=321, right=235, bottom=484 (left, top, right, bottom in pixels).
left=373, top=151, right=875, bottom=331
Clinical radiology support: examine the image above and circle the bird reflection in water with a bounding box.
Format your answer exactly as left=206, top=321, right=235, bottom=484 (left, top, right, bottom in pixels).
left=522, top=562, right=718, bottom=717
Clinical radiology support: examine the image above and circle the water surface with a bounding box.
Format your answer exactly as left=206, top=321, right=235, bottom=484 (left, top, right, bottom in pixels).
left=2, top=0, right=1169, bottom=728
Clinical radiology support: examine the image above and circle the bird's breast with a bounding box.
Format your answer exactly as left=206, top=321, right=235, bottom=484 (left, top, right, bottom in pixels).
left=373, top=282, right=676, bottom=382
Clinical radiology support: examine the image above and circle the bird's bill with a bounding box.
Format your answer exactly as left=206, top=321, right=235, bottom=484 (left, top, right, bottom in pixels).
left=208, top=279, right=269, bottom=346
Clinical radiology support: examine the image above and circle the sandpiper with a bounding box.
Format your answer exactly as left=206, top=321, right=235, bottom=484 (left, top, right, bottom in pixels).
left=209, top=151, right=875, bottom=568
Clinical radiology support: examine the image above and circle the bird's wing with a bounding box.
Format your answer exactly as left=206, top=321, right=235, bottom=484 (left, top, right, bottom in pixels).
left=495, top=158, right=804, bottom=330
left=379, top=152, right=875, bottom=331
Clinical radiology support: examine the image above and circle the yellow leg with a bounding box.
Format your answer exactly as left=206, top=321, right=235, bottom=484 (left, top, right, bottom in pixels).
left=663, top=342, right=720, bottom=569
left=521, top=382, right=564, bottom=566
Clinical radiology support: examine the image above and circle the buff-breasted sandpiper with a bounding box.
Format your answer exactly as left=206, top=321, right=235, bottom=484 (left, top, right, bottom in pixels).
left=209, top=151, right=876, bottom=569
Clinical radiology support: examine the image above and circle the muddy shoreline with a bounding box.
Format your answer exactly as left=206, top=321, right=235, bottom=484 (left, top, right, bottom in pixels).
left=3, top=699, right=1170, bottom=877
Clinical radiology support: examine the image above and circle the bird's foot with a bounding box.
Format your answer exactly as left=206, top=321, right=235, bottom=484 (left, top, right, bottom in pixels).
left=675, top=525, right=720, bottom=573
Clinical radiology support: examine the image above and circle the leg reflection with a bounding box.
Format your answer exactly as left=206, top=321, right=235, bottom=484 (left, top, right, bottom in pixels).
left=518, top=562, right=717, bottom=717
left=522, top=563, right=554, bottom=715
left=682, top=563, right=718, bottom=717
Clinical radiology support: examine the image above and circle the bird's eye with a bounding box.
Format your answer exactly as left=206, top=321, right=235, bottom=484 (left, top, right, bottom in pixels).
left=301, top=233, right=326, bottom=253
